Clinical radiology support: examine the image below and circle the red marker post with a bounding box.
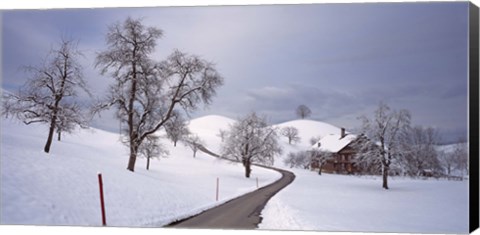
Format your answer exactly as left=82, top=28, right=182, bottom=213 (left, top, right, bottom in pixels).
left=98, top=173, right=107, bottom=226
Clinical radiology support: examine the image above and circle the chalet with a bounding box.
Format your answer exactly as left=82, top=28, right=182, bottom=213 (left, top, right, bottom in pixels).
left=310, top=128, right=361, bottom=175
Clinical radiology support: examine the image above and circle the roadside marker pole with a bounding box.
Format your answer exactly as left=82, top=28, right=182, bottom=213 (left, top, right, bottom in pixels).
left=256, top=177, right=259, bottom=189
left=98, top=173, right=107, bottom=226
left=216, top=177, right=219, bottom=201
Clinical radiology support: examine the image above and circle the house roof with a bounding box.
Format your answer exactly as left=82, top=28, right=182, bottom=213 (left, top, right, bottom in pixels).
left=311, top=133, right=357, bottom=153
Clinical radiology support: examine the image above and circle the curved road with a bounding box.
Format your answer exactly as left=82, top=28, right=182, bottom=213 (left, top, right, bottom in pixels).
left=167, top=166, right=295, bottom=229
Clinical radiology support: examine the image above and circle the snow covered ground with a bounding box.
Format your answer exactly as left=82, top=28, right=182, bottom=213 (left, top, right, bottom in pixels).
left=259, top=119, right=470, bottom=234
left=0, top=115, right=472, bottom=234
left=259, top=170, right=469, bottom=234
left=0, top=116, right=280, bottom=226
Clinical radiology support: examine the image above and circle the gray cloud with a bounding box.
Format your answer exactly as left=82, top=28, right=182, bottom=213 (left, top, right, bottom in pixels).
left=1, top=3, right=470, bottom=143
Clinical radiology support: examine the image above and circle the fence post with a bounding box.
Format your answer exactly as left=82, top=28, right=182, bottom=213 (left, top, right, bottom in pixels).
left=98, top=173, right=107, bottom=226
left=216, top=177, right=219, bottom=201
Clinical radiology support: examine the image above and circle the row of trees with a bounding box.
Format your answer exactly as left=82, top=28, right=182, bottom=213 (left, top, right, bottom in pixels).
left=354, top=102, right=469, bottom=189
left=2, top=17, right=224, bottom=173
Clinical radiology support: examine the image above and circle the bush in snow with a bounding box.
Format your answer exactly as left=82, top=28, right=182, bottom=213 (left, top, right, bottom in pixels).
left=284, top=151, right=311, bottom=169
left=309, top=136, right=322, bottom=146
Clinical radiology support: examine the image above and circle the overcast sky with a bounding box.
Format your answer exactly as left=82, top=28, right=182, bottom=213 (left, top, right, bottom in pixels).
left=1, top=2, right=470, bottom=143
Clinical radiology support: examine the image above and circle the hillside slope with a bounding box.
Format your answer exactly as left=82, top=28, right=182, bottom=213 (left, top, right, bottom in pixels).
left=0, top=117, right=280, bottom=226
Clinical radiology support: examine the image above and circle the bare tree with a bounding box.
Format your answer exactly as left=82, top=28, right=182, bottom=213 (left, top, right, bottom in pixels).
left=55, top=103, right=89, bottom=141
left=217, top=129, right=227, bottom=142
left=283, top=152, right=298, bottom=168
left=438, top=150, right=455, bottom=176
left=138, top=135, right=169, bottom=170
left=2, top=39, right=90, bottom=153
left=221, top=112, right=283, bottom=178
left=283, top=150, right=315, bottom=170
left=309, top=136, right=322, bottom=146
left=311, top=150, right=333, bottom=175
left=354, top=102, right=411, bottom=189
left=400, top=126, right=442, bottom=177
left=296, top=105, right=312, bottom=119
left=183, top=134, right=204, bottom=158
left=281, top=126, right=301, bottom=145
left=94, top=17, right=223, bottom=172
left=165, top=111, right=190, bottom=147
left=452, top=140, right=468, bottom=176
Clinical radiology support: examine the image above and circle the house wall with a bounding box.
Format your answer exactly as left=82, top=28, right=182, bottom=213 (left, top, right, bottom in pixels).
left=314, top=145, right=359, bottom=175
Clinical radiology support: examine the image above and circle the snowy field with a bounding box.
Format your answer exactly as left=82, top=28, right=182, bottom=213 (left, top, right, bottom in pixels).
left=0, top=115, right=472, bottom=234
left=259, top=120, right=470, bottom=234
left=0, top=117, right=280, bottom=226
left=259, top=170, right=469, bottom=234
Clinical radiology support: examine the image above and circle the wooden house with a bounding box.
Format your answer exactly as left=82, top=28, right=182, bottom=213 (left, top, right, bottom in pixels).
left=311, top=128, right=361, bottom=175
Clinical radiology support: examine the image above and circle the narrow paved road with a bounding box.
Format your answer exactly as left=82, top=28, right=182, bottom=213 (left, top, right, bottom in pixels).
left=167, top=167, right=295, bottom=229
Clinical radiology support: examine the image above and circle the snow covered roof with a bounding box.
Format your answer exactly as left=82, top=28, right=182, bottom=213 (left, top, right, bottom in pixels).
left=311, top=133, right=357, bottom=153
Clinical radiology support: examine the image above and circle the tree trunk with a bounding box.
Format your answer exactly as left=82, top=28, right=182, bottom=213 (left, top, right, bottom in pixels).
left=244, top=160, right=251, bottom=178
left=174, top=140, right=177, bottom=147
left=126, top=59, right=138, bottom=172
left=382, top=164, right=389, bottom=189
left=146, top=155, right=150, bottom=170
left=127, top=144, right=138, bottom=172
left=44, top=115, right=57, bottom=153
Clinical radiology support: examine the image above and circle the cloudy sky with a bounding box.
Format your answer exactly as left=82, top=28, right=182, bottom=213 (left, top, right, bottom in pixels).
left=1, top=2, right=471, bottom=143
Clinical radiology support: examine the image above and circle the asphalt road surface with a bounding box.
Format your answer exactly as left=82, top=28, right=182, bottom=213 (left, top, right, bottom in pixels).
left=167, top=167, right=295, bottom=229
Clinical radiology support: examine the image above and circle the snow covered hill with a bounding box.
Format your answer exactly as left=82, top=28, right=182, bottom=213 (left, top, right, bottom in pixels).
left=188, top=115, right=235, bottom=154
left=274, top=119, right=342, bottom=148
left=0, top=117, right=280, bottom=226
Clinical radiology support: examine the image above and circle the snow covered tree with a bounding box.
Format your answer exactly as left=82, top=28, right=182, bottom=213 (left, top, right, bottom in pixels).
left=400, top=126, right=442, bottom=177
left=284, top=151, right=311, bottom=169
left=221, top=112, right=283, bottom=178
left=311, top=150, right=333, bottom=175
left=183, top=134, right=204, bottom=158
left=138, top=135, right=169, bottom=170
left=2, top=39, right=90, bottom=153
left=438, top=140, right=468, bottom=178
left=354, top=102, right=411, bottom=189
left=165, top=111, right=190, bottom=147
left=217, top=129, right=227, bottom=142
left=296, top=104, right=311, bottom=119
left=281, top=126, right=301, bottom=145
left=94, top=17, right=224, bottom=172
left=450, top=141, right=468, bottom=176
left=309, top=136, right=322, bottom=146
